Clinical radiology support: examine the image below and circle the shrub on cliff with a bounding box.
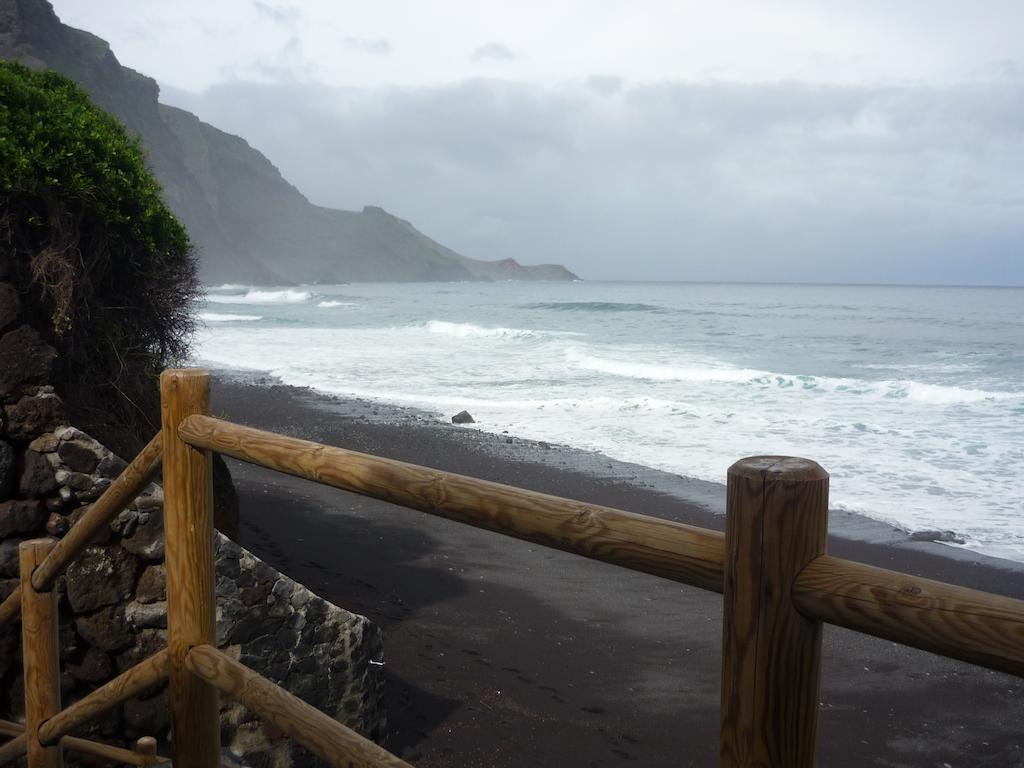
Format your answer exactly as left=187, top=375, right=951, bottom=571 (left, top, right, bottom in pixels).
left=0, top=61, right=198, bottom=452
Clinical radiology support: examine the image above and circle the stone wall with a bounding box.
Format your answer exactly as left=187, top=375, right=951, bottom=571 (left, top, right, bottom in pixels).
left=0, top=285, right=387, bottom=766
left=0, top=426, right=387, bottom=767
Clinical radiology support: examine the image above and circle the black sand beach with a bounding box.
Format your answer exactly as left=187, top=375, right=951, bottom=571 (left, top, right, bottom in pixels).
left=211, top=376, right=1024, bottom=768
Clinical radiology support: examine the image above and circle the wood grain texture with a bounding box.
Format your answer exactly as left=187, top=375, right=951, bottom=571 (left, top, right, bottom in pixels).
left=32, top=433, right=162, bottom=592
left=160, top=369, right=219, bottom=768
left=179, top=414, right=726, bottom=592
left=20, top=539, right=63, bottom=768
left=61, top=735, right=168, bottom=766
left=0, top=721, right=20, bottom=739
left=720, top=457, right=829, bottom=768
left=794, top=555, right=1024, bottom=678
left=0, top=588, right=20, bottom=628
left=37, top=650, right=169, bottom=746
left=0, top=722, right=167, bottom=766
left=134, top=736, right=158, bottom=759
left=185, top=645, right=412, bottom=768
left=0, top=733, right=26, bottom=766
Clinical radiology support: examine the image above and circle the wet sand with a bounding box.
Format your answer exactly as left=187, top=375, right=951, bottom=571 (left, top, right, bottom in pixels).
left=211, top=375, right=1024, bottom=768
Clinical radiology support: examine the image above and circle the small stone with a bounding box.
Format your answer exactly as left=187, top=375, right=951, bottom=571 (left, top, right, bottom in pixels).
left=0, top=499, right=45, bottom=536
left=65, top=472, right=95, bottom=492
left=451, top=410, right=475, bottom=424
left=19, top=449, right=58, bottom=497
left=135, top=564, right=166, bottom=604
left=909, top=529, right=966, bottom=545
left=5, top=394, right=67, bottom=440
left=28, top=433, right=60, bottom=453
left=54, top=426, right=81, bottom=441
left=58, top=439, right=102, bottom=474
left=121, top=507, right=164, bottom=560
left=125, top=600, right=167, bottom=629
left=96, top=453, right=128, bottom=478
left=74, top=477, right=109, bottom=502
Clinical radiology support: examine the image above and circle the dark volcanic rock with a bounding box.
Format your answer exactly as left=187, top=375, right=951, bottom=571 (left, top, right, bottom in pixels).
left=5, top=393, right=67, bottom=440
left=0, top=326, right=56, bottom=401
left=66, top=646, right=114, bottom=684
left=75, top=605, right=133, bottom=652
left=0, top=500, right=45, bottom=537
left=121, top=507, right=164, bottom=561
left=451, top=410, right=475, bottom=424
left=0, top=283, right=20, bottom=332
left=0, top=441, right=14, bottom=499
left=96, top=453, right=128, bottom=479
left=65, top=546, right=138, bottom=612
left=19, top=449, right=58, bottom=497
left=135, top=564, right=166, bottom=604
left=910, top=529, right=966, bottom=545
left=58, top=439, right=101, bottom=474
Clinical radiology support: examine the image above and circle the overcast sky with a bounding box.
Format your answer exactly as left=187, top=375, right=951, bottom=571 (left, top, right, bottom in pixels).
left=53, top=1, right=1024, bottom=284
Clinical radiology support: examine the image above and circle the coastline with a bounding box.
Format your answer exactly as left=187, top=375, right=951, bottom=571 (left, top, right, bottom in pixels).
left=209, top=371, right=1024, bottom=767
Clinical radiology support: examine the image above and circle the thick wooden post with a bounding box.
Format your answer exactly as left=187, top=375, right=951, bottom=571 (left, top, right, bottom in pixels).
left=720, top=457, right=829, bottom=768
left=20, top=539, right=62, bottom=768
left=161, top=369, right=219, bottom=768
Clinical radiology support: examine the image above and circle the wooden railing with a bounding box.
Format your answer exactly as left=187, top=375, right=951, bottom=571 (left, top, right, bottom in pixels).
left=1, top=366, right=1022, bottom=768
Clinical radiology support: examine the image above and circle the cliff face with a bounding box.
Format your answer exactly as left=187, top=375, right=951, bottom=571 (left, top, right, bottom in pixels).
left=0, top=0, right=578, bottom=284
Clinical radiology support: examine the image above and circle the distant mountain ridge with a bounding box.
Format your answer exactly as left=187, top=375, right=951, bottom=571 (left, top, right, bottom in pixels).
left=0, top=0, right=578, bottom=284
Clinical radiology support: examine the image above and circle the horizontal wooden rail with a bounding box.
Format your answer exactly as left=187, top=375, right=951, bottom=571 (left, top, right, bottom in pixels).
left=185, top=645, right=411, bottom=768
left=0, top=589, right=20, bottom=629
left=0, top=732, right=26, bottom=766
left=37, top=649, right=170, bottom=747
left=179, top=415, right=726, bottom=592
left=32, top=433, right=163, bottom=593
left=62, top=735, right=168, bottom=766
left=0, top=721, right=167, bottom=766
left=794, top=555, right=1024, bottom=678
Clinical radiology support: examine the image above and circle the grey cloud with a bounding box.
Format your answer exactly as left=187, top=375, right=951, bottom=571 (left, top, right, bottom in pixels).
left=162, top=77, right=1024, bottom=285
left=251, top=1, right=301, bottom=25
left=344, top=37, right=391, bottom=55
left=472, top=42, right=517, bottom=62
left=587, top=75, right=622, bottom=95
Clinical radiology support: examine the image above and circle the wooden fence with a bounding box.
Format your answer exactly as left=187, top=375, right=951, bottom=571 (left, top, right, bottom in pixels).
left=0, top=367, right=1021, bottom=767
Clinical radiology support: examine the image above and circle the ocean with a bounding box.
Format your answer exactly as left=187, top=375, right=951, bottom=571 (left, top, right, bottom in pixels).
left=191, top=281, right=1024, bottom=561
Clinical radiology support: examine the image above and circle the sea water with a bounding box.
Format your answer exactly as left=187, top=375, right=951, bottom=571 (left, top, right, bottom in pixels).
left=191, top=282, right=1024, bottom=561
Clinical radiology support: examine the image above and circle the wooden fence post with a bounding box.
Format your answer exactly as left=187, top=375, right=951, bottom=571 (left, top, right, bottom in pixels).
left=20, top=539, right=62, bottom=768
left=161, top=368, right=220, bottom=768
left=720, top=457, right=829, bottom=768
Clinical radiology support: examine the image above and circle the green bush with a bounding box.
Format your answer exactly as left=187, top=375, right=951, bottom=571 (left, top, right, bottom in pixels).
left=0, top=61, right=198, bottom=451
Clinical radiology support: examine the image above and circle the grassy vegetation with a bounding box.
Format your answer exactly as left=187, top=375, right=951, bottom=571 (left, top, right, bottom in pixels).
left=0, top=61, right=198, bottom=452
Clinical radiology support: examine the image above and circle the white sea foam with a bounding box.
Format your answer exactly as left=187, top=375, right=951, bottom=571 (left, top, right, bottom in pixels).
left=198, top=313, right=263, bottom=322
left=318, top=300, right=355, bottom=308
left=566, top=348, right=767, bottom=383
left=205, top=289, right=312, bottom=305
left=190, top=282, right=1024, bottom=562
left=424, top=320, right=538, bottom=339
left=894, top=381, right=1021, bottom=405
left=207, top=283, right=249, bottom=292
